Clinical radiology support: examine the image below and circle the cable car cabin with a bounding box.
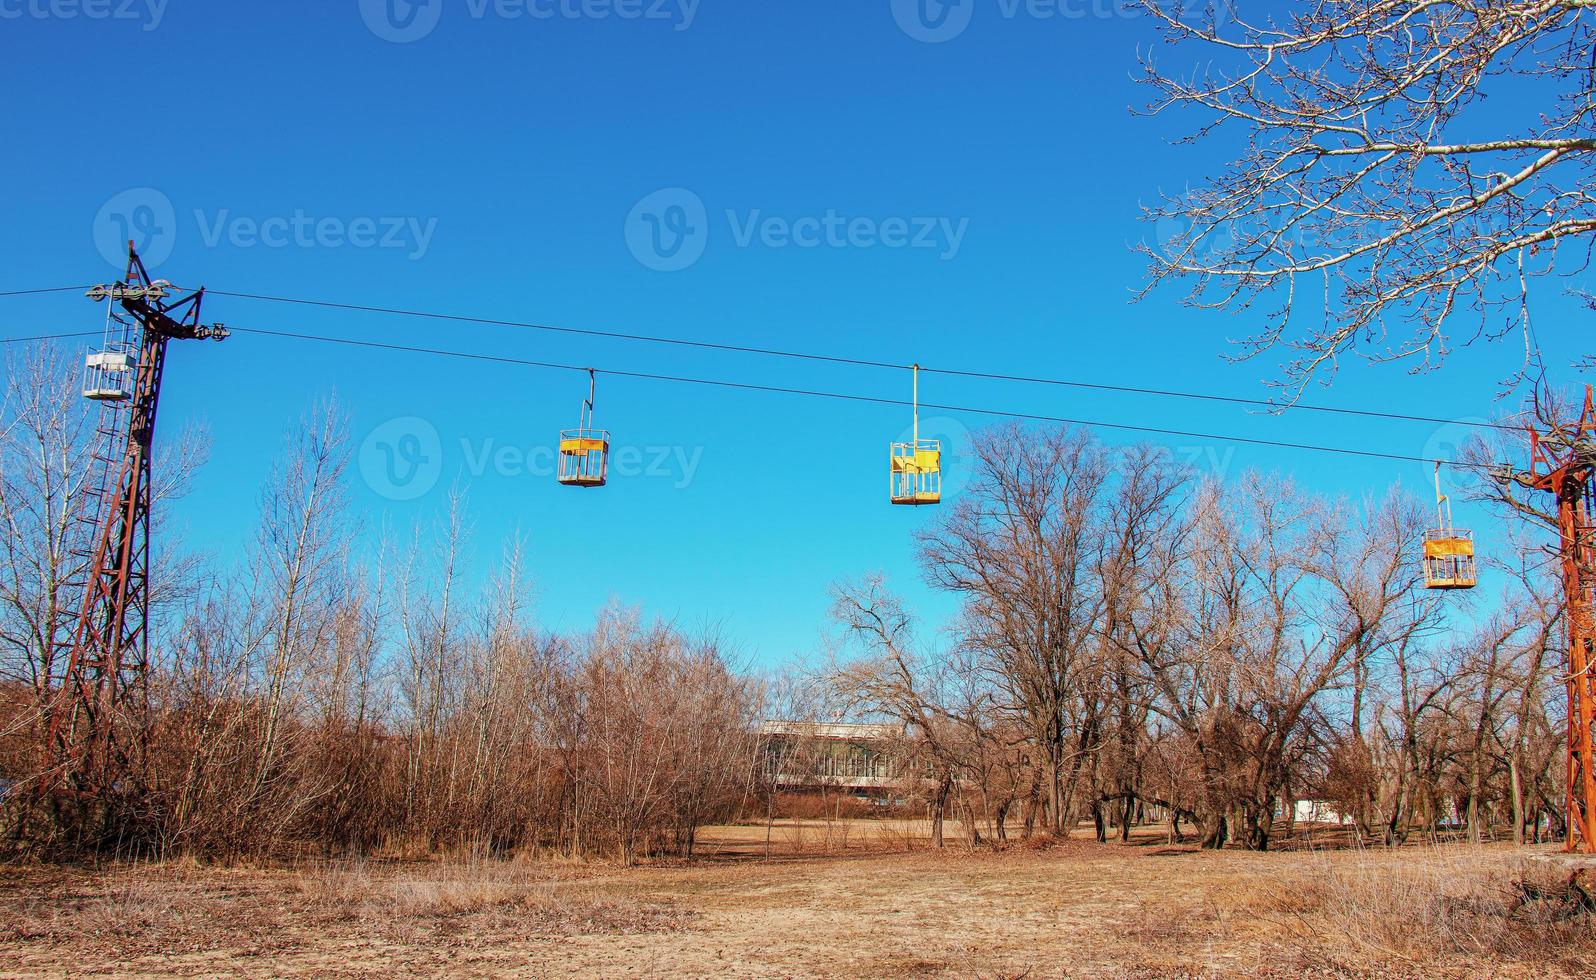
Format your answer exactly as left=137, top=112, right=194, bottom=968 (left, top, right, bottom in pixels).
left=83, top=350, right=134, bottom=401
left=1423, top=528, right=1477, bottom=590
left=558, top=428, right=609, bottom=488
left=890, top=439, right=941, bottom=506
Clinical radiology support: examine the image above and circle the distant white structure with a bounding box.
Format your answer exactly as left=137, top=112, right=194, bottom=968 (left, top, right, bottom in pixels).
left=1283, top=799, right=1351, bottom=824
left=757, top=721, right=906, bottom=793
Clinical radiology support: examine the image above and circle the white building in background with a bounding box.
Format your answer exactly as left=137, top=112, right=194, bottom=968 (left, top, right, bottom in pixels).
left=757, top=721, right=907, bottom=794
left=1283, top=799, right=1351, bottom=824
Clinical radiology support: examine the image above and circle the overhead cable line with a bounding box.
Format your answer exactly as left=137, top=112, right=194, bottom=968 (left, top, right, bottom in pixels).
left=1, top=331, right=102, bottom=344
left=230, top=325, right=1490, bottom=469
left=0, top=284, right=1524, bottom=433
left=202, top=289, right=1519, bottom=433
left=0, top=286, right=94, bottom=298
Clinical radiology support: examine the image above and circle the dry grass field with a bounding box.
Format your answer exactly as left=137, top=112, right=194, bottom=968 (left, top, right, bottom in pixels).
left=2, top=821, right=1593, bottom=978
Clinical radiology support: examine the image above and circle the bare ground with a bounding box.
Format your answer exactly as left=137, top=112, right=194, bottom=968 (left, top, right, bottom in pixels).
left=1, top=822, right=1591, bottom=978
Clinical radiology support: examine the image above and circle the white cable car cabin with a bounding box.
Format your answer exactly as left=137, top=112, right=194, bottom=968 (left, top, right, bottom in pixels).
left=890, top=364, right=941, bottom=506
left=83, top=350, right=134, bottom=401
left=557, top=370, right=609, bottom=488
left=1424, top=465, right=1477, bottom=590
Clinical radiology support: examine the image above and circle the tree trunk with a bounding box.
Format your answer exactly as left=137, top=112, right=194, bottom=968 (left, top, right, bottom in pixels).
left=1199, top=813, right=1227, bottom=850
left=1510, top=756, right=1525, bottom=847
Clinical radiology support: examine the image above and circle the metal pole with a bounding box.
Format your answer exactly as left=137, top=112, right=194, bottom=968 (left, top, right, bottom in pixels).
left=912, top=364, right=920, bottom=446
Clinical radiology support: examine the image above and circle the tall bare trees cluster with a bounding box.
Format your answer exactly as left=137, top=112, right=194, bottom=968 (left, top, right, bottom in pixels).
left=0, top=349, right=757, bottom=860
left=828, top=425, right=1569, bottom=850
left=0, top=345, right=1572, bottom=857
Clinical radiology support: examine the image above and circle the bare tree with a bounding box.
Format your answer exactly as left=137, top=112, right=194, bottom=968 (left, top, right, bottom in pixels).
left=919, top=425, right=1109, bottom=835
left=568, top=606, right=756, bottom=863
left=246, top=400, right=356, bottom=816
left=0, top=346, right=96, bottom=706
left=0, top=344, right=207, bottom=849
left=828, top=577, right=970, bottom=848
left=1136, top=0, right=1596, bottom=396
left=1125, top=477, right=1425, bottom=849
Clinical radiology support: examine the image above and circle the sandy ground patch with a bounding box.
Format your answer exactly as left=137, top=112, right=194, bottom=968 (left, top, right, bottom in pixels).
left=0, top=824, right=1588, bottom=978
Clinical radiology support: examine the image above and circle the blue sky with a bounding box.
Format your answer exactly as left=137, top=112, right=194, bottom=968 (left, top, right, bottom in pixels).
left=1, top=0, right=1585, bottom=666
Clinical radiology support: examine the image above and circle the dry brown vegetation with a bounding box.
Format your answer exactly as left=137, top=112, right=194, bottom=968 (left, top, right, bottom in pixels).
left=0, top=325, right=1588, bottom=980
left=0, top=341, right=1576, bottom=866
left=1, top=825, right=1591, bottom=978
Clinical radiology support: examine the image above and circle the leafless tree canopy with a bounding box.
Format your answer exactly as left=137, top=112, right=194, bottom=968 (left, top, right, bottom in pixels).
left=1136, top=0, right=1596, bottom=396
left=0, top=349, right=759, bottom=861
left=826, top=424, right=1568, bottom=851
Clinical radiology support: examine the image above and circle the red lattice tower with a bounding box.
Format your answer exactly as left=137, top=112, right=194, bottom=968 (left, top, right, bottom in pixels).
left=47, top=244, right=226, bottom=808
left=1518, top=386, right=1596, bottom=853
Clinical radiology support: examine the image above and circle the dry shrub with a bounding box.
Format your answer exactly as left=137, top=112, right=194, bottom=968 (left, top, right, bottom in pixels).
left=873, top=821, right=919, bottom=852
left=780, top=819, right=849, bottom=855
left=1260, top=847, right=1596, bottom=972
left=296, top=858, right=692, bottom=935
left=1124, top=901, right=1213, bottom=949
left=297, top=857, right=376, bottom=906
left=389, top=874, right=550, bottom=916
left=298, top=858, right=545, bottom=914
left=771, top=792, right=886, bottom=821
left=8, top=866, right=218, bottom=947
left=85, top=873, right=194, bottom=935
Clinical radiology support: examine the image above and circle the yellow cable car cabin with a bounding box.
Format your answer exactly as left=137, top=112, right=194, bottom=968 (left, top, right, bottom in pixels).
left=558, top=428, right=609, bottom=488
left=890, top=364, right=942, bottom=506
left=891, top=440, right=941, bottom=505
left=1423, top=529, right=1477, bottom=590
left=558, top=370, right=609, bottom=488
left=1424, top=464, right=1476, bottom=590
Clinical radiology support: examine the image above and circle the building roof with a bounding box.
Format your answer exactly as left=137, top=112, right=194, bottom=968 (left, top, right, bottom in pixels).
left=758, top=721, right=905, bottom=740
